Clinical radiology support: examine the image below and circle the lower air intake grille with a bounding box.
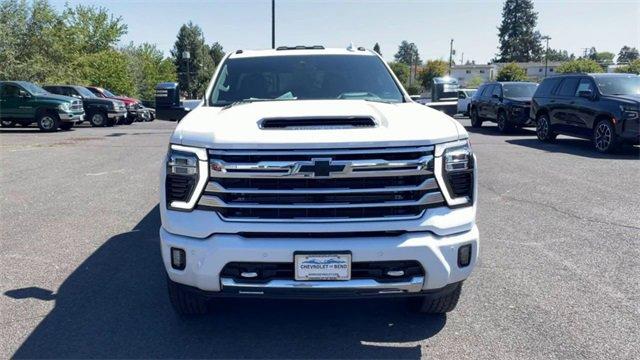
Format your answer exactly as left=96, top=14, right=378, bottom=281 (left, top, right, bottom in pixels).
left=447, top=172, right=473, bottom=198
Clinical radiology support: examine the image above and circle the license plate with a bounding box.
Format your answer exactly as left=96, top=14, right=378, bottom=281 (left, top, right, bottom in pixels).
left=294, top=253, right=351, bottom=281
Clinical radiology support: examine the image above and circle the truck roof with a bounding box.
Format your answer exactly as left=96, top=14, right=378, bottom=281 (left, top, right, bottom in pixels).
left=227, top=47, right=375, bottom=59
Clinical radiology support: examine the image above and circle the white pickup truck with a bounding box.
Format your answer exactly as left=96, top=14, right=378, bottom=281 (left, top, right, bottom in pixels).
left=160, top=46, right=478, bottom=315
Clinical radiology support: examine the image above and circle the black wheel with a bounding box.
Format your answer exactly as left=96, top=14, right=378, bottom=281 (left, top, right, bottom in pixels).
left=122, top=115, right=134, bottom=125
left=497, top=111, right=513, bottom=133
left=593, top=119, right=619, bottom=153
left=89, top=112, right=108, bottom=127
left=167, top=277, right=208, bottom=316
left=407, top=283, right=462, bottom=314
left=536, top=114, right=556, bottom=142
left=1, top=119, right=16, bottom=128
left=59, top=122, right=74, bottom=131
left=37, top=112, right=60, bottom=132
left=470, top=108, right=483, bottom=128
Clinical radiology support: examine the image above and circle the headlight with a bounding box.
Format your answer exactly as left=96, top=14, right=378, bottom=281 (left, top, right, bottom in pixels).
left=58, top=103, right=71, bottom=111
left=621, top=105, right=639, bottom=120
left=435, top=140, right=475, bottom=207
left=165, top=144, right=208, bottom=211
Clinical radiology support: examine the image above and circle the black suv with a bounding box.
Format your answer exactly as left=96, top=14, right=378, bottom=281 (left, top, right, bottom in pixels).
left=43, top=85, right=127, bottom=127
left=470, top=81, right=538, bottom=133
left=531, top=73, right=640, bottom=153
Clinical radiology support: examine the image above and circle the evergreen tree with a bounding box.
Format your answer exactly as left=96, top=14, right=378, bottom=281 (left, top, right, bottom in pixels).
left=171, top=22, right=214, bottom=98
left=373, top=43, right=381, bottom=56
left=394, top=41, right=421, bottom=65
left=495, top=0, right=543, bottom=62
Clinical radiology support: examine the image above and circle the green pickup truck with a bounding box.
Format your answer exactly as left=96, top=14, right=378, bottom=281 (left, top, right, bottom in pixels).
left=0, top=81, right=85, bottom=131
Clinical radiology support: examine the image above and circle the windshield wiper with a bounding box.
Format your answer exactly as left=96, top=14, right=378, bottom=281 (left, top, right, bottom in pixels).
left=219, top=97, right=296, bottom=109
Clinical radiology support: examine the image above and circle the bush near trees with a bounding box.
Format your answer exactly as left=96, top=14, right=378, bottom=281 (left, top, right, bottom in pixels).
left=0, top=0, right=176, bottom=100
left=556, top=59, right=603, bottom=74
left=615, top=59, right=640, bottom=75
left=496, top=63, right=527, bottom=81
left=388, top=62, right=410, bottom=88
left=466, top=76, right=485, bottom=88
left=418, top=60, right=448, bottom=90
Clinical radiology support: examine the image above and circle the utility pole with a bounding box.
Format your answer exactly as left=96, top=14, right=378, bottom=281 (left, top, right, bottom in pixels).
left=183, top=51, right=191, bottom=98
left=460, top=52, right=464, bottom=65
left=542, top=35, right=551, bottom=78
left=271, top=0, right=275, bottom=49
left=448, top=39, right=454, bottom=75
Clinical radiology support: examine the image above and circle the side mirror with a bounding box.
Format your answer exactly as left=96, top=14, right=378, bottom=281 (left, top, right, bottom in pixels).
left=458, top=94, right=465, bottom=99
left=491, top=94, right=500, bottom=99
left=578, top=90, right=594, bottom=100
left=18, top=90, right=31, bottom=99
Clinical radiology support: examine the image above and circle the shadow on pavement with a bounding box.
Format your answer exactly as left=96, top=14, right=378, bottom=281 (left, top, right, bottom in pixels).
left=507, top=138, right=640, bottom=160
left=10, top=206, right=445, bottom=359
left=464, top=124, right=536, bottom=137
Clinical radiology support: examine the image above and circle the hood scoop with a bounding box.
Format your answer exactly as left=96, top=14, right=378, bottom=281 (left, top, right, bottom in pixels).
left=259, top=116, right=376, bottom=130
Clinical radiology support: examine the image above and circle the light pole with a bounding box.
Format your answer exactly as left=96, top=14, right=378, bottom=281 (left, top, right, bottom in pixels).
left=183, top=51, right=190, bottom=98
left=449, top=39, right=454, bottom=75
left=271, top=0, right=275, bottom=49
left=542, top=35, right=551, bottom=78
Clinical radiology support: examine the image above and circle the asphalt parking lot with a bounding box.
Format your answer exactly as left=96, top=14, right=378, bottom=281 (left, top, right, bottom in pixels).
left=1, top=119, right=638, bottom=359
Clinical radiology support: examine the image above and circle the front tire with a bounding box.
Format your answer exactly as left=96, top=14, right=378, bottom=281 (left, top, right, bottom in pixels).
left=167, top=277, right=208, bottom=316
left=470, top=108, right=483, bottom=128
left=497, top=111, right=513, bottom=133
left=536, top=114, right=556, bottom=142
left=408, top=283, right=462, bottom=314
left=89, top=112, right=107, bottom=127
left=593, top=119, right=619, bottom=153
left=37, top=112, right=60, bottom=132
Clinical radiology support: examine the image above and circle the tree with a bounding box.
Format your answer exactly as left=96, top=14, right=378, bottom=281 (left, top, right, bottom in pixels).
left=171, top=22, right=215, bottom=98
left=122, top=42, right=176, bottom=101
left=585, top=47, right=614, bottom=67
left=394, top=41, right=421, bottom=65
left=75, top=50, right=136, bottom=95
left=61, top=4, right=127, bottom=54
left=496, top=63, right=527, bottom=81
left=615, top=59, right=640, bottom=74
left=387, top=62, right=410, bottom=88
left=546, top=49, right=575, bottom=62
left=209, top=41, right=225, bottom=67
left=495, top=0, right=543, bottom=62
left=556, top=59, right=603, bottom=74
left=466, top=76, right=484, bottom=88
left=418, top=60, right=448, bottom=90
left=617, top=46, right=639, bottom=64
left=373, top=43, right=381, bottom=56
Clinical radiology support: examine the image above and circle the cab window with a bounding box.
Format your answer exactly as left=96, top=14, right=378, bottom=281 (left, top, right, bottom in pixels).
left=556, top=78, right=579, bottom=97
left=1, top=84, right=22, bottom=98
left=575, top=78, right=595, bottom=96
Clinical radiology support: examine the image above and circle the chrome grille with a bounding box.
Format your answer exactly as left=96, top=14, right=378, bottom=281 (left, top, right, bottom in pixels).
left=70, top=100, right=83, bottom=112
left=198, top=146, right=445, bottom=222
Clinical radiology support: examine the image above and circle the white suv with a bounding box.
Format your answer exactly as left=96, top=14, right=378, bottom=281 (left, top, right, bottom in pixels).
left=160, top=46, right=478, bottom=315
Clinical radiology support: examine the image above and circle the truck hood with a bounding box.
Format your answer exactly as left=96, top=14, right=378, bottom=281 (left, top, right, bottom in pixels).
left=35, top=94, right=75, bottom=103
left=602, top=94, right=640, bottom=106
left=171, top=100, right=466, bottom=149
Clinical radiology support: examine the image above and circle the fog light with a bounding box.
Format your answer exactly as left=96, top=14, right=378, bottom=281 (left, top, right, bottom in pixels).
left=171, top=247, right=186, bottom=270
left=458, top=244, right=472, bottom=268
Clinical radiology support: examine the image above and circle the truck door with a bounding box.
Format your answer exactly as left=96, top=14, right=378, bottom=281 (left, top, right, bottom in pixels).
left=551, top=77, right=580, bottom=134
left=478, top=85, right=494, bottom=118
left=0, top=84, right=31, bottom=119
left=573, top=78, right=599, bottom=137
left=488, top=84, right=502, bottom=120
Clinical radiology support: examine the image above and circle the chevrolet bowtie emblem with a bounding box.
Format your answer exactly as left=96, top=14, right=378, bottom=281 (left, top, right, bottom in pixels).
left=296, top=158, right=346, bottom=177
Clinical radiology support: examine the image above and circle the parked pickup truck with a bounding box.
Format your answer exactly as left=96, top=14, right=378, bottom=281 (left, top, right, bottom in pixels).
left=43, top=85, right=127, bottom=127
left=0, top=81, right=84, bottom=131
left=85, top=86, right=141, bottom=124
left=160, top=46, right=479, bottom=316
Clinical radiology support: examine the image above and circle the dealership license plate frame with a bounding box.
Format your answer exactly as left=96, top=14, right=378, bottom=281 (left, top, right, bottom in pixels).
left=294, top=251, right=352, bottom=281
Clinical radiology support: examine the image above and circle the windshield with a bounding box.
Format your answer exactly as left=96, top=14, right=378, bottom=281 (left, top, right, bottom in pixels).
left=502, top=83, right=538, bottom=98
left=594, top=75, right=640, bottom=96
left=21, top=82, right=49, bottom=96
left=209, top=55, right=404, bottom=106
left=103, top=88, right=117, bottom=97
left=76, top=86, right=96, bottom=98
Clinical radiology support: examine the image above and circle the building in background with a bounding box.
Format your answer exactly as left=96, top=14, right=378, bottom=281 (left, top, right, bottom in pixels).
left=452, top=62, right=564, bottom=86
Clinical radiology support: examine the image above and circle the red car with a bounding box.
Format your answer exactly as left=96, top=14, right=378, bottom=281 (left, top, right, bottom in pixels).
left=85, top=86, right=141, bottom=125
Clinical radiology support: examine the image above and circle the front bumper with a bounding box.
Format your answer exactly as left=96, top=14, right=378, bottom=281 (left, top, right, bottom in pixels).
left=620, top=118, right=640, bottom=144
left=509, top=107, right=533, bottom=126
left=160, top=225, right=479, bottom=295
left=108, top=110, right=127, bottom=119
left=58, top=112, right=84, bottom=122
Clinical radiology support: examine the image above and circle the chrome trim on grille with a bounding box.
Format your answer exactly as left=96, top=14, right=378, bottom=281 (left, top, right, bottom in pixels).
left=201, top=146, right=444, bottom=222
left=209, top=156, right=433, bottom=178
left=221, top=276, right=424, bottom=293
left=199, top=191, right=444, bottom=209
left=204, top=177, right=438, bottom=194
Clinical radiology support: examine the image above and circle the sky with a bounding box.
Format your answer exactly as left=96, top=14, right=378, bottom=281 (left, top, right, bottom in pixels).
left=50, top=0, right=640, bottom=64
